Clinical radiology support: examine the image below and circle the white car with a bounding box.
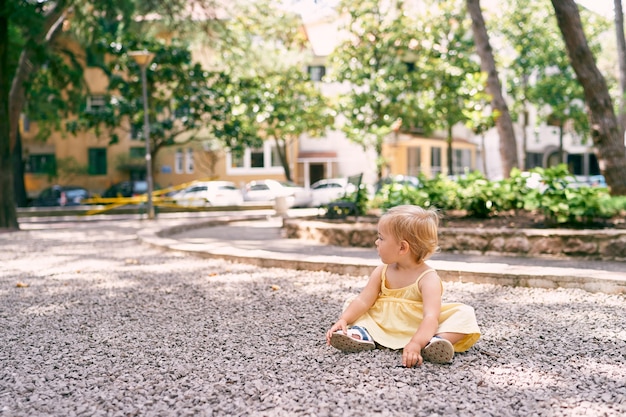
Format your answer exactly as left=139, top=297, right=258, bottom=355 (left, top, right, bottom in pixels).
left=243, top=179, right=312, bottom=208
left=172, top=181, right=244, bottom=207
left=309, top=178, right=355, bottom=207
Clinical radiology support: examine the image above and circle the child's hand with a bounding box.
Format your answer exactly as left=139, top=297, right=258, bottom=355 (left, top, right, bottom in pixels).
left=402, top=341, right=423, bottom=368
left=326, top=319, right=348, bottom=345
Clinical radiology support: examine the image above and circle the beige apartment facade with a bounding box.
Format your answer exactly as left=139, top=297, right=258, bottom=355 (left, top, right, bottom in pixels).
left=21, top=62, right=300, bottom=198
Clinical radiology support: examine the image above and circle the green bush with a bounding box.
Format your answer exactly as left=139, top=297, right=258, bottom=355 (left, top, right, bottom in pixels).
left=523, top=165, right=617, bottom=224
left=371, top=164, right=621, bottom=227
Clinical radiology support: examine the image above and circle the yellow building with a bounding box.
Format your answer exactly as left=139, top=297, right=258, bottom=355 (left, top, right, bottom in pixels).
left=21, top=50, right=298, bottom=198
left=382, top=133, right=476, bottom=178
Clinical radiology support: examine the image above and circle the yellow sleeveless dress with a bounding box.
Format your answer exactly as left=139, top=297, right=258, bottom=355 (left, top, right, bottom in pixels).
left=349, top=265, right=480, bottom=352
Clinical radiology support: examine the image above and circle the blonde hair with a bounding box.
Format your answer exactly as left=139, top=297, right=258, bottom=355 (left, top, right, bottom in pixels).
left=379, top=205, right=440, bottom=263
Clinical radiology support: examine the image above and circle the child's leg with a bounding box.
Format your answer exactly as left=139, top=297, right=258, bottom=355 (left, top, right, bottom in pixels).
left=435, top=332, right=466, bottom=345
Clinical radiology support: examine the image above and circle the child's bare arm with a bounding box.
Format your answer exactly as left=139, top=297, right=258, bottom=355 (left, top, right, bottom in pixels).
left=325, top=265, right=383, bottom=343
left=402, top=272, right=442, bottom=367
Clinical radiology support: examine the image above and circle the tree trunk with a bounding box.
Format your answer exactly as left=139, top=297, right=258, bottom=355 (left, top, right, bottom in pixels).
left=551, top=0, right=626, bottom=195
left=2, top=3, right=69, bottom=228
left=466, top=0, right=519, bottom=178
left=13, top=129, right=27, bottom=207
left=274, top=137, right=291, bottom=182
left=0, top=0, right=18, bottom=230
left=614, top=0, right=626, bottom=139
left=446, top=124, right=453, bottom=176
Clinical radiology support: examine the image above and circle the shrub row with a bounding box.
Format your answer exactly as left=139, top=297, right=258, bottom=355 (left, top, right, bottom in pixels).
left=367, top=165, right=626, bottom=226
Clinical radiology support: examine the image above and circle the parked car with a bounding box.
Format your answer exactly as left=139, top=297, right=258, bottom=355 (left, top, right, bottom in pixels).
left=171, top=181, right=244, bottom=207
left=102, top=180, right=149, bottom=198
left=375, top=175, right=420, bottom=193
left=309, top=177, right=356, bottom=207
left=30, top=185, right=90, bottom=207
left=243, top=179, right=312, bottom=208
left=587, top=175, right=607, bottom=188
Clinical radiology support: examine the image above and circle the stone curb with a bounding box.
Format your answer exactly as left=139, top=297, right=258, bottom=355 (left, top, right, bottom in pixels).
left=284, top=218, right=626, bottom=261
left=137, top=217, right=626, bottom=295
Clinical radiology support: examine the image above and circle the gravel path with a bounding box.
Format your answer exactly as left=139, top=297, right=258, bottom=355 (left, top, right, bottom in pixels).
left=1, top=220, right=625, bottom=417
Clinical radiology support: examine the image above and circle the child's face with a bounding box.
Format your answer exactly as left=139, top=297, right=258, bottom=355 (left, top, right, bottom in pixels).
left=375, top=221, right=401, bottom=264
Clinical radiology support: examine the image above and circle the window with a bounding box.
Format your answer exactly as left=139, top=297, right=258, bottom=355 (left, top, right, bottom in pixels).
left=230, top=151, right=244, bottom=168
left=88, top=148, right=107, bottom=175
left=185, top=148, right=194, bottom=173
left=453, top=149, right=471, bottom=175
left=431, top=147, right=442, bottom=175
left=129, top=147, right=144, bottom=159
left=307, top=65, right=326, bottom=82
left=174, top=103, right=190, bottom=119
left=86, top=48, right=105, bottom=68
left=525, top=152, right=543, bottom=170
left=25, top=154, right=56, bottom=175
left=270, top=146, right=282, bottom=167
left=226, top=143, right=284, bottom=175
left=130, top=123, right=143, bottom=140
left=175, top=149, right=183, bottom=174
left=250, top=149, right=264, bottom=168
left=407, top=146, right=421, bottom=176
left=86, top=95, right=107, bottom=113
left=21, top=114, right=30, bottom=132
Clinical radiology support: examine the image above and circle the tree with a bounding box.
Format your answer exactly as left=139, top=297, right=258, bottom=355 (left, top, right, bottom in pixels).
left=463, top=98, right=496, bottom=175
left=0, top=0, right=250, bottom=229
left=466, top=0, right=519, bottom=178
left=2, top=0, right=69, bottom=229
left=527, top=56, right=588, bottom=166
left=500, top=0, right=608, bottom=170
left=551, top=0, right=626, bottom=195
left=68, top=36, right=235, bottom=180
left=499, top=0, right=557, bottom=169
left=614, top=0, right=626, bottom=138
left=2, top=0, right=139, bottom=229
left=219, top=68, right=334, bottom=182
left=420, top=0, right=485, bottom=176
left=204, top=0, right=335, bottom=181
left=330, top=0, right=438, bottom=179
left=0, top=0, right=18, bottom=229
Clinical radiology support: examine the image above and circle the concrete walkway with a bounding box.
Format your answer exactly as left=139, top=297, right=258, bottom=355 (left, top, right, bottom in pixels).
left=133, top=209, right=626, bottom=294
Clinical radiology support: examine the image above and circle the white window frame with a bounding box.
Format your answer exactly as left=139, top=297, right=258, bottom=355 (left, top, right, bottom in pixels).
left=86, top=95, right=107, bottom=113
left=175, top=149, right=183, bottom=174
left=307, top=65, right=326, bottom=82
left=185, top=148, right=194, bottom=174
left=453, top=149, right=471, bottom=174
left=226, top=142, right=284, bottom=175
left=431, top=147, right=442, bottom=175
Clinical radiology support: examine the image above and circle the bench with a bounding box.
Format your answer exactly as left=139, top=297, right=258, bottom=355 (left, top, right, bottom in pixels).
left=325, top=173, right=364, bottom=220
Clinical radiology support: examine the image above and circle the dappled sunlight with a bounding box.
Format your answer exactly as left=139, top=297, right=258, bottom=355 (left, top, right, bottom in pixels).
left=480, top=364, right=562, bottom=390
left=294, top=275, right=366, bottom=303
left=90, top=278, right=140, bottom=292
left=3, top=255, right=74, bottom=273
left=574, top=359, right=626, bottom=379
left=22, top=300, right=82, bottom=317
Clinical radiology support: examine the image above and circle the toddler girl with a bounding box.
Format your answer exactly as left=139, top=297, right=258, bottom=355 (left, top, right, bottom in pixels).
left=325, top=205, right=480, bottom=367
